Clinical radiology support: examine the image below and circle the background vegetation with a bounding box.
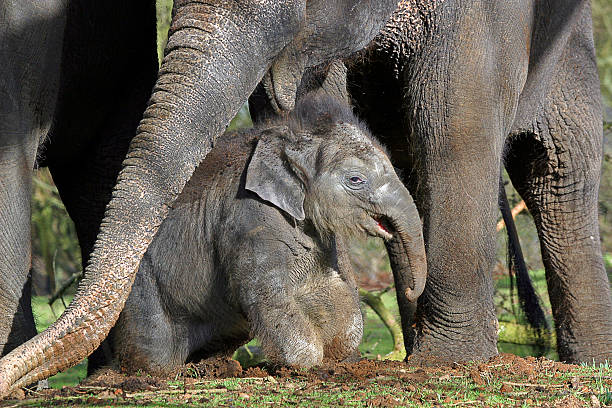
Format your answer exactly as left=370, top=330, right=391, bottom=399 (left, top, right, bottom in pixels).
left=28, top=0, right=612, bottom=387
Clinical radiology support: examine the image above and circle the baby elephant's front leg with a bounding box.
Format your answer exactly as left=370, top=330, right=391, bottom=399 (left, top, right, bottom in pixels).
left=243, top=276, right=325, bottom=367
left=236, top=234, right=363, bottom=367
left=294, top=270, right=363, bottom=361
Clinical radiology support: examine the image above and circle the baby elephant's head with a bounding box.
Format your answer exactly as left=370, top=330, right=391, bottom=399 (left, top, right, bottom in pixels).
left=246, top=93, right=427, bottom=302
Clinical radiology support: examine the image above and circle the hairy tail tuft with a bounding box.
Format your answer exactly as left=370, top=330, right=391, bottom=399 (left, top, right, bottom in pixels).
left=498, top=176, right=549, bottom=332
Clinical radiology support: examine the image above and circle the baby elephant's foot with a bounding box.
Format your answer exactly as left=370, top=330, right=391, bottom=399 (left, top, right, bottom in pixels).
left=323, top=312, right=363, bottom=361
left=322, top=335, right=361, bottom=362
left=268, top=337, right=324, bottom=368
left=339, top=350, right=363, bottom=363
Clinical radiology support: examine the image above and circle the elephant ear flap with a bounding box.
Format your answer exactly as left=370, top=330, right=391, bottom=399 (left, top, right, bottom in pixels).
left=246, top=129, right=306, bottom=221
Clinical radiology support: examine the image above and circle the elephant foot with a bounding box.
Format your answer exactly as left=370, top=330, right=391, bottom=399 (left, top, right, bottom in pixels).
left=409, top=336, right=499, bottom=365
left=408, top=308, right=499, bottom=364
left=338, top=350, right=363, bottom=364
left=408, top=340, right=498, bottom=366
left=556, top=324, right=612, bottom=364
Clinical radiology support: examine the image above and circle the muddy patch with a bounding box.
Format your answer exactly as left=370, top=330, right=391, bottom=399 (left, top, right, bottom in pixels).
left=2, top=354, right=608, bottom=407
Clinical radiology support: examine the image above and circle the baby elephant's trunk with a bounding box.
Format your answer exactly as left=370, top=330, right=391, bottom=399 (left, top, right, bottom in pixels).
left=378, top=180, right=427, bottom=356
left=381, top=181, right=427, bottom=303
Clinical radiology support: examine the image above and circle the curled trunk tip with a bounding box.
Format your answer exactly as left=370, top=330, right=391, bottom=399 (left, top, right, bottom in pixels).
left=387, top=200, right=427, bottom=304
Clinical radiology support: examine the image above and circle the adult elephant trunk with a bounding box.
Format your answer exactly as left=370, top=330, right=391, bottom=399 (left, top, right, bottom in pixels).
left=382, top=182, right=427, bottom=354
left=0, top=0, right=304, bottom=394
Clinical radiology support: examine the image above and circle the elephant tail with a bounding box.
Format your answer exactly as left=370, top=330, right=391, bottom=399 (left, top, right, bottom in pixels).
left=498, top=176, right=549, bottom=332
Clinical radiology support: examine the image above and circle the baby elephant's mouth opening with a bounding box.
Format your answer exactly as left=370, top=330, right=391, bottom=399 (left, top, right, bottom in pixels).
left=367, top=215, right=394, bottom=241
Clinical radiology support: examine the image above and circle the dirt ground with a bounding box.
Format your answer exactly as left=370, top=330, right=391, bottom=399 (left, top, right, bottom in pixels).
left=3, top=354, right=610, bottom=407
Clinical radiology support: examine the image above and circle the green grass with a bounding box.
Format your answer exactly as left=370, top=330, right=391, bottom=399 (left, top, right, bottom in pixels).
left=604, top=253, right=612, bottom=270
left=593, top=0, right=612, bottom=108
left=583, top=360, right=612, bottom=405
left=494, top=268, right=552, bottom=324
left=359, top=291, right=398, bottom=359
left=493, top=267, right=560, bottom=360
left=32, top=296, right=88, bottom=388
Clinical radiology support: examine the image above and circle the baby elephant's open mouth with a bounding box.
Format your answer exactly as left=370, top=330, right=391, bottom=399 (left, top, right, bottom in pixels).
left=365, top=215, right=394, bottom=241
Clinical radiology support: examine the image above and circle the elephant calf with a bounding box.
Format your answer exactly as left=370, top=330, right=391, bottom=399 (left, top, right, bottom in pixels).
left=114, top=93, right=426, bottom=373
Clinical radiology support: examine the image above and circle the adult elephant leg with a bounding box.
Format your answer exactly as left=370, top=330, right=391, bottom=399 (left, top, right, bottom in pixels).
left=0, top=144, right=37, bottom=357
left=401, top=3, right=529, bottom=362
left=345, top=1, right=536, bottom=361
left=505, top=11, right=612, bottom=362
left=43, top=0, right=159, bottom=373
left=410, top=147, right=502, bottom=361
left=507, top=135, right=612, bottom=363
left=0, top=1, right=65, bottom=356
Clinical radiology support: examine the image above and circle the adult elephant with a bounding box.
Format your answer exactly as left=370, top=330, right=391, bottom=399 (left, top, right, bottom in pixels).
left=0, top=0, right=159, bottom=371
left=342, top=0, right=611, bottom=363
left=253, top=0, right=612, bottom=364
left=250, top=0, right=612, bottom=364
left=0, top=0, right=401, bottom=395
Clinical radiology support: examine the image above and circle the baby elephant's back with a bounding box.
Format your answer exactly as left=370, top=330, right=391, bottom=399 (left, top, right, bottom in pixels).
left=176, top=129, right=258, bottom=205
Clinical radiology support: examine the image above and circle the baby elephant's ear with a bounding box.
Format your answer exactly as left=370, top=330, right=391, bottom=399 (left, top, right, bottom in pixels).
left=246, top=129, right=306, bottom=221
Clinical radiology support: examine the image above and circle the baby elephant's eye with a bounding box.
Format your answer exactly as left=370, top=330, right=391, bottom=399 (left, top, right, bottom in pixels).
left=346, top=173, right=367, bottom=190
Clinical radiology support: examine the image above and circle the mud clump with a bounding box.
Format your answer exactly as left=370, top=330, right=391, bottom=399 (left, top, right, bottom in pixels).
left=83, top=368, right=164, bottom=391
left=177, top=357, right=243, bottom=379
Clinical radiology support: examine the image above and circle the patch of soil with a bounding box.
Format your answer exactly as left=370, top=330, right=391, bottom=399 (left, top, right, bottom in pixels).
left=82, top=368, right=164, bottom=391
left=544, top=395, right=589, bottom=408
left=269, top=358, right=431, bottom=385
left=481, top=353, right=579, bottom=382
left=2, top=354, right=605, bottom=407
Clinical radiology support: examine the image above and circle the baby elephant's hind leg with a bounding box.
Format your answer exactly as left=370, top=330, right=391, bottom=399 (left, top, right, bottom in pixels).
left=113, top=263, right=183, bottom=374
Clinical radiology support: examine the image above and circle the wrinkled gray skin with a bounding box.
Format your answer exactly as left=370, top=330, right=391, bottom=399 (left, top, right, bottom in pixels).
left=0, top=0, right=158, bottom=373
left=0, top=0, right=401, bottom=393
left=114, top=93, right=423, bottom=372
left=342, top=0, right=611, bottom=363
left=3, top=0, right=608, bottom=394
